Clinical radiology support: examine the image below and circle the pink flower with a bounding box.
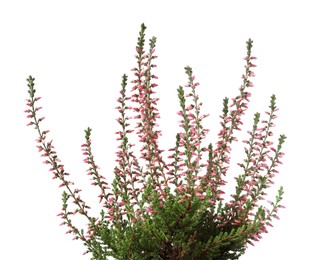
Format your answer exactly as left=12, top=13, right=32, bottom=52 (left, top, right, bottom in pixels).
left=178, top=197, right=186, bottom=203
left=145, top=207, right=156, bottom=214
left=195, top=193, right=205, bottom=199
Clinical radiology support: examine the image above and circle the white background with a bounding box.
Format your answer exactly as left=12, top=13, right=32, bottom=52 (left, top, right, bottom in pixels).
left=0, top=1, right=324, bottom=259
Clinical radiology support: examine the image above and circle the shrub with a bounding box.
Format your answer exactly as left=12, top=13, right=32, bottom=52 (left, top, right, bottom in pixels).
left=25, top=24, right=286, bottom=259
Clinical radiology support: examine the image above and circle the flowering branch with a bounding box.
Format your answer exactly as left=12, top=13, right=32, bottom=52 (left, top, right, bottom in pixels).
left=26, top=24, right=286, bottom=259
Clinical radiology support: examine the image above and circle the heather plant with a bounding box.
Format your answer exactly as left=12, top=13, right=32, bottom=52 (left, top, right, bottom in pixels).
left=25, top=24, right=286, bottom=260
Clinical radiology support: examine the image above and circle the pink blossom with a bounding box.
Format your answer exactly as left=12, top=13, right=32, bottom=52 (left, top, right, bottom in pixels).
left=145, top=207, right=156, bottom=214
left=178, top=197, right=186, bottom=203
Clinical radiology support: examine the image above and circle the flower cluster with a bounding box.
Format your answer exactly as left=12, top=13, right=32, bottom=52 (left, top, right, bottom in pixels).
left=26, top=24, right=286, bottom=259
